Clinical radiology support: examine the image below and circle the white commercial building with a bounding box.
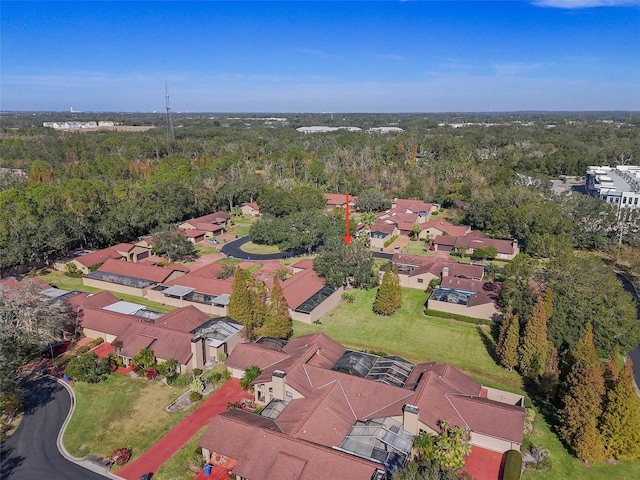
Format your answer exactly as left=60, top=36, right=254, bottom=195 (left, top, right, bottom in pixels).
left=586, top=165, right=640, bottom=209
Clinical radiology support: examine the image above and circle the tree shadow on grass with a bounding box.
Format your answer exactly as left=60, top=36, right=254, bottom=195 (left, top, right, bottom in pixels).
left=476, top=326, right=501, bottom=367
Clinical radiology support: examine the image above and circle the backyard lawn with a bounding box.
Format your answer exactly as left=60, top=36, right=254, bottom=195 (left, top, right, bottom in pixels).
left=294, top=287, right=522, bottom=388
left=240, top=241, right=281, bottom=255
left=64, top=374, right=192, bottom=466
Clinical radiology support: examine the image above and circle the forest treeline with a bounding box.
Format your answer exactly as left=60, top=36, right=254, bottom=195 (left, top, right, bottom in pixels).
left=1, top=113, right=639, bottom=272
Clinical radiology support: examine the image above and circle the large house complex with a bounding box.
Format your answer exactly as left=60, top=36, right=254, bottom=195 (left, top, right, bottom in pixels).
left=178, top=211, right=231, bottom=238
left=202, top=333, right=525, bottom=480
left=433, top=230, right=519, bottom=260
left=55, top=243, right=152, bottom=274
left=391, top=253, right=484, bottom=289
left=586, top=165, right=640, bottom=209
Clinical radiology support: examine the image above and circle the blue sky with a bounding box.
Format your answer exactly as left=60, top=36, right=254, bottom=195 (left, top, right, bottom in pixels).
left=2, top=1, right=639, bottom=112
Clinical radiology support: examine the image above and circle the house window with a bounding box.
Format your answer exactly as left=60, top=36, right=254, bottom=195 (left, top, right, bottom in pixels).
left=417, top=278, right=424, bottom=284
left=269, top=387, right=273, bottom=393
left=635, top=198, right=639, bottom=205
left=623, top=197, right=628, bottom=204
left=286, top=391, right=293, bottom=398
left=499, top=253, right=508, bottom=259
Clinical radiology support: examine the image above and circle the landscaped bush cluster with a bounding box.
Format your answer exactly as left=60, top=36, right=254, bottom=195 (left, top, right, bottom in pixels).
left=167, top=373, right=192, bottom=387
left=204, top=371, right=222, bottom=384
left=189, top=391, right=203, bottom=402
left=109, top=447, right=132, bottom=466
left=145, top=367, right=158, bottom=380
left=523, top=444, right=552, bottom=472
left=503, top=450, right=523, bottom=480
left=383, top=234, right=399, bottom=248
left=54, top=353, right=73, bottom=369
left=341, top=292, right=355, bottom=303
left=424, top=308, right=493, bottom=326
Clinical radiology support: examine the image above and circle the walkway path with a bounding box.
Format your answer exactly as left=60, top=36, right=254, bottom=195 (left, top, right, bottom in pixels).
left=116, top=379, right=251, bottom=480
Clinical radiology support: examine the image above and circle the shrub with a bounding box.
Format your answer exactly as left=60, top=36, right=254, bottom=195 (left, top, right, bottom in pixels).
left=89, top=337, right=104, bottom=347
left=424, top=308, right=493, bottom=326
left=189, top=391, right=203, bottom=402
left=167, top=373, right=192, bottom=387
left=524, top=444, right=551, bottom=472
left=54, top=353, right=73, bottom=369
left=218, top=353, right=227, bottom=362
left=503, top=450, right=523, bottom=480
left=192, top=368, right=203, bottom=377
left=221, top=368, right=231, bottom=381
left=341, top=292, right=355, bottom=303
left=65, top=352, right=112, bottom=383
left=157, top=358, right=178, bottom=377
left=273, top=268, right=291, bottom=281
left=76, top=345, right=91, bottom=355
left=384, top=235, right=399, bottom=248
left=109, top=448, right=132, bottom=466
left=190, top=376, right=205, bottom=395
left=145, top=367, right=158, bottom=380
left=206, top=371, right=222, bottom=384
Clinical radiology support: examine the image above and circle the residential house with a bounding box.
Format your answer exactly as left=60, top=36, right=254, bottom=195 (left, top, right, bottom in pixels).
left=147, top=262, right=233, bottom=316
left=433, top=231, right=520, bottom=260
left=277, top=260, right=343, bottom=324
left=206, top=333, right=524, bottom=479
left=419, top=219, right=471, bottom=241
left=427, top=277, right=502, bottom=321
left=56, top=243, right=152, bottom=274
left=83, top=258, right=187, bottom=297
left=369, top=219, right=400, bottom=251
left=78, top=303, right=243, bottom=372
left=391, top=253, right=484, bottom=289
left=240, top=202, right=260, bottom=217
left=324, top=193, right=357, bottom=212
left=179, top=211, right=230, bottom=238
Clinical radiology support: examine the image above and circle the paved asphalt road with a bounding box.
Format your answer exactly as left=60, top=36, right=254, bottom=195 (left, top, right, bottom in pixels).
left=0, top=375, right=109, bottom=480
left=221, top=235, right=393, bottom=262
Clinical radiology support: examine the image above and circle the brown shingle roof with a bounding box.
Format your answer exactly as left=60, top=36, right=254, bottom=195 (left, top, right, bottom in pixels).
left=393, top=198, right=433, bottom=213
left=116, top=322, right=194, bottom=364
left=67, top=291, right=120, bottom=310
left=97, top=258, right=181, bottom=283
left=74, top=247, right=124, bottom=268
left=448, top=395, right=525, bottom=444
left=225, top=343, right=289, bottom=371
left=281, top=269, right=327, bottom=310
left=154, top=305, right=210, bottom=332
left=199, top=412, right=381, bottom=480
left=420, top=220, right=470, bottom=237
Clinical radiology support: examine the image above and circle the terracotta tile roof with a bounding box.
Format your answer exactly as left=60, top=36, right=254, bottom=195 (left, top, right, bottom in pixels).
left=324, top=193, right=357, bottom=207
left=97, top=258, right=181, bottom=283
left=112, top=243, right=136, bottom=253
left=74, top=247, right=124, bottom=268
left=199, top=412, right=381, bottom=480
left=448, top=395, right=525, bottom=444
left=116, top=321, right=194, bottom=364
left=67, top=291, right=120, bottom=310
left=290, top=258, right=314, bottom=270
left=393, top=198, right=433, bottom=213
left=434, top=231, right=516, bottom=255
left=225, top=343, right=289, bottom=371
left=371, top=219, right=397, bottom=235
left=421, top=220, right=470, bottom=237
left=154, top=305, right=211, bottom=332
left=281, top=269, right=327, bottom=310
left=0, top=276, right=50, bottom=296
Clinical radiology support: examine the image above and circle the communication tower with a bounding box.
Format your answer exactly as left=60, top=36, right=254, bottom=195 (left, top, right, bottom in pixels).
left=165, top=82, right=175, bottom=139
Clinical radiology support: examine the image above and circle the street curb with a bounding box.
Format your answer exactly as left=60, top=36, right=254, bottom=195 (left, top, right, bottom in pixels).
left=53, top=375, right=124, bottom=479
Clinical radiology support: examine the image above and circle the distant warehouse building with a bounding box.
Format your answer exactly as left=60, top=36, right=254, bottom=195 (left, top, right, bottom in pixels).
left=586, top=165, right=640, bottom=209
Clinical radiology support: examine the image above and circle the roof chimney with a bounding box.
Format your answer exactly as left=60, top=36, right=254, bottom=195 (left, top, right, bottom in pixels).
left=403, top=404, right=420, bottom=435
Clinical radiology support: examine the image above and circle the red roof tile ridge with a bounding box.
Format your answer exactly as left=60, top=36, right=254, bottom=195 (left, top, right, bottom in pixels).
left=362, top=388, right=415, bottom=420
left=220, top=412, right=380, bottom=468
left=290, top=382, right=348, bottom=437
left=444, top=392, right=471, bottom=430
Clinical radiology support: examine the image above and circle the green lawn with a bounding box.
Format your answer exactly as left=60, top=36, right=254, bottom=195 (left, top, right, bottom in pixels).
left=401, top=240, right=431, bottom=256
left=153, top=427, right=207, bottom=480
left=240, top=241, right=281, bottom=255
left=524, top=411, right=640, bottom=480
left=293, top=287, right=522, bottom=388
left=36, top=270, right=176, bottom=313
left=228, top=217, right=254, bottom=237
left=295, top=287, right=639, bottom=480
left=64, top=374, right=191, bottom=466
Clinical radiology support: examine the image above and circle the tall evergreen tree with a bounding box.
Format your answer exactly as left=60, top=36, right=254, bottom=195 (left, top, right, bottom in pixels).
left=261, top=278, right=293, bottom=339
left=373, top=265, right=399, bottom=316
left=391, top=264, right=402, bottom=311
left=518, top=294, right=550, bottom=379
left=558, top=324, right=605, bottom=463
left=600, top=360, right=640, bottom=460
left=496, top=309, right=519, bottom=371
left=228, top=267, right=256, bottom=340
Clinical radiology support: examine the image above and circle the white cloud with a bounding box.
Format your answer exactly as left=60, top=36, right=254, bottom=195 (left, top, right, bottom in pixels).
left=533, top=0, right=640, bottom=8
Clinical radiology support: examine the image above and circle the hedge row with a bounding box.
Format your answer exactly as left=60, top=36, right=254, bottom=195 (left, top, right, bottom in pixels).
left=424, top=309, right=494, bottom=326
left=503, top=450, right=523, bottom=480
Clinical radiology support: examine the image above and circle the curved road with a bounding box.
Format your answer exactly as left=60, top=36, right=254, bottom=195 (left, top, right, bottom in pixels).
left=221, top=235, right=393, bottom=262
left=0, top=375, right=113, bottom=480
